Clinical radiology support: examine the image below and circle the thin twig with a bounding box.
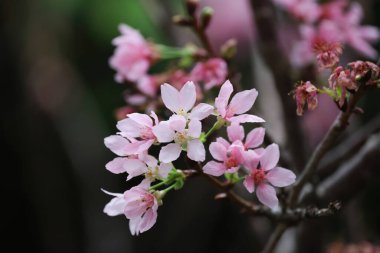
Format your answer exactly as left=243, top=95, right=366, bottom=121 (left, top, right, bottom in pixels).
left=260, top=223, right=288, bottom=253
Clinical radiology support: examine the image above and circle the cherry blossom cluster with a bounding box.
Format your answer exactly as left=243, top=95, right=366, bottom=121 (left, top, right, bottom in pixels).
left=273, top=0, right=380, bottom=66
left=109, top=24, right=228, bottom=118
left=292, top=44, right=380, bottom=115
left=103, top=80, right=296, bottom=235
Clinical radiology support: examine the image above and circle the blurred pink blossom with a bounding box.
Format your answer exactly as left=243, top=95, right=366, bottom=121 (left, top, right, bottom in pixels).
left=109, top=24, right=155, bottom=83
left=190, top=58, right=227, bottom=90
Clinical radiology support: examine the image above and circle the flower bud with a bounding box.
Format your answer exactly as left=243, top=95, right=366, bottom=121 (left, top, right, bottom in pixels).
left=201, top=6, right=214, bottom=29
left=221, top=39, right=237, bottom=59
left=172, top=15, right=193, bottom=26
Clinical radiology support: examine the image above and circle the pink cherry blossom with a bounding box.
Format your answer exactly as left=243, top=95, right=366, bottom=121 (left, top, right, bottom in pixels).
left=161, top=81, right=213, bottom=120
left=215, top=80, right=265, bottom=124
left=109, top=24, right=155, bottom=83
left=203, top=137, right=245, bottom=176
left=243, top=144, right=296, bottom=209
left=116, top=111, right=160, bottom=153
left=153, top=115, right=205, bottom=163
left=103, top=180, right=159, bottom=235
left=137, top=75, right=158, bottom=97
left=292, top=81, right=318, bottom=116
left=190, top=58, right=228, bottom=90
left=227, top=123, right=265, bottom=151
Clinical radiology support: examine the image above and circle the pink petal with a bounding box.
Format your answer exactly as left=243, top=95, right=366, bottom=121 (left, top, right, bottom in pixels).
left=179, top=81, right=196, bottom=112
left=127, top=60, right=150, bottom=82
left=134, top=139, right=155, bottom=153
left=158, top=163, right=172, bottom=178
left=103, top=196, right=126, bottom=216
left=243, top=150, right=260, bottom=170
left=227, top=123, right=244, bottom=142
left=152, top=121, right=175, bottom=143
left=203, top=161, right=226, bottom=176
left=140, top=154, right=157, bottom=168
left=161, top=83, right=180, bottom=112
left=260, top=144, right=280, bottom=171
left=216, top=137, right=230, bottom=148
left=124, top=159, right=147, bottom=180
left=159, top=143, right=182, bottom=163
left=230, top=114, right=265, bottom=124
left=116, top=119, right=141, bottom=138
left=128, top=113, right=153, bottom=127
left=215, top=80, right=233, bottom=117
left=358, top=26, right=380, bottom=41
left=105, top=157, right=129, bottom=174
left=137, top=206, right=158, bottom=234
left=129, top=216, right=143, bottom=236
left=243, top=176, right=255, bottom=193
left=168, top=115, right=186, bottom=133
left=189, top=103, right=214, bottom=120
left=187, top=119, right=202, bottom=138
left=209, top=141, right=227, bottom=161
left=266, top=167, right=296, bottom=187
left=187, top=139, right=205, bottom=162
left=256, top=184, right=278, bottom=209
left=104, top=135, right=131, bottom=156
left=228, top=89, right=258, bottom=115
left=245, top=127, right=265, bottom=149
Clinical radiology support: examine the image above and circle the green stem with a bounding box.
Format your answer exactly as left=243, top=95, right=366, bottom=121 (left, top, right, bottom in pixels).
left=149, top=181, right=168, bottom=190
left=161, top=183, right=177, bottom=194
left=201, top=118, right=225, bottom=142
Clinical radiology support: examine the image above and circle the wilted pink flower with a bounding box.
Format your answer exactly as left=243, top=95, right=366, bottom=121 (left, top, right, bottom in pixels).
left=190, top=58, right=228, bottom=90
left=215, top=80, right=265, bottom=124
left=109, top=24, right=155, bottom=83
left=105, top=154, right=171, bottom=181
left=203, top=137, right=245, bottom=176
left=243, top=144, right=296, bottom=209
left=153, top=115, right=205, bottom=163
left=103, top=180, right=159, bottom=235
left=313, top=38, right=342, bottom=70
left=329, top=66, right=356, bottom=107
left=160, top=81, right=213, bottom=120
left=227, top=123, right=265, bottom=151
left=293, top=81, right=318, bottom=116
left=348, top=60, right=380, bottom=83
left=274, top=0, right=321, bottom=23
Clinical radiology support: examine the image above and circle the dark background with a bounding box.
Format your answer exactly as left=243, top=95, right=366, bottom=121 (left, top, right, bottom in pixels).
left=1, top=0, right=380, bottom=252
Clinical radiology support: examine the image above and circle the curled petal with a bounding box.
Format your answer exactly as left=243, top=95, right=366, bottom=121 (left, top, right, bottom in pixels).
left=230, top=114, right=265, bottom=124
left=124, top=159, right=148, bottom=180
left=104, top=135, right=134, bottom=156
left=105, top=157, right=129, bottom=174
left=169, top=115, right=187, bottom=133
left=128, top=113, right=153, bottom=127
left=103, top=195, right=126, bottom=216
left=116, top=118, right=141, bottom=138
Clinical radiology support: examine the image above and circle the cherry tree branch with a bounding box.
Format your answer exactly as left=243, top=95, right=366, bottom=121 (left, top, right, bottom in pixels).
left=316, top=133, right=380, bottom=202
left=288, top=78, right=368, bottom=208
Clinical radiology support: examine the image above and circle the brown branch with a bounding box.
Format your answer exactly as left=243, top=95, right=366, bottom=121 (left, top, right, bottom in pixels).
left=317, top=114, right=380, bottom=180
left=260, top=223, right=288, bottom=253
left=316, top=133, right=380, bottom=202
left=249, top=0, right=306, bottom=171
left=288, top=78, right=368, bottom=208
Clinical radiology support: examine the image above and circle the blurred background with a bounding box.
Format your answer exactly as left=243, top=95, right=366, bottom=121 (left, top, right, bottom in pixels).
left=1, top=0, right=380, bottom=252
